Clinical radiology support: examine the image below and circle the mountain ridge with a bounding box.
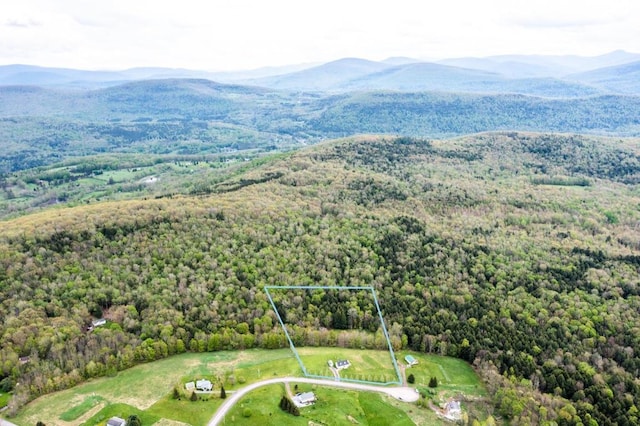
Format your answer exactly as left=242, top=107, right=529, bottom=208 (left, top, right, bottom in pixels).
left=2, top=133, right=640, bottom=424
left=3, top=50, right=640, bottom=95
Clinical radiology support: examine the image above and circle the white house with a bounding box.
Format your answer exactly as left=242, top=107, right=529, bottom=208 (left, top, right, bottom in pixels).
left=196, top=379, right=213, bottom=391
left=293, top=391, right=316, bottom=407
left=336, top=359, right=351, bottom=370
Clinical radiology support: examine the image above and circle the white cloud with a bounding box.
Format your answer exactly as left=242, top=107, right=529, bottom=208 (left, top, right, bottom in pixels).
left=0, top=0, right=639, bottom=70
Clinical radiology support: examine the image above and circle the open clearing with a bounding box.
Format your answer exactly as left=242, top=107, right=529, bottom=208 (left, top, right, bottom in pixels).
left=297, top=347, right=398, bottom=383
left=9, top=348, right=484, bottom=426
left=397, top=352, right=487, bottom=399
left=224, top=383, right=415, bottom=426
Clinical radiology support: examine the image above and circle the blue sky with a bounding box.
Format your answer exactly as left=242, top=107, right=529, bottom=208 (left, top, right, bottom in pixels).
left=2, top=0, right=639, bottom=70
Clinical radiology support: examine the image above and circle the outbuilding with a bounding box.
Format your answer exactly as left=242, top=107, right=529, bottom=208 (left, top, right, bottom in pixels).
left=336, top=359, right=351, bottom=370
left=405, top=355, right=418, bottom=366
left=293, top=391, right=316, bottom=407
left=196, top=379, right=213, bottom=391
left=106, top=417, right=127, bottom=426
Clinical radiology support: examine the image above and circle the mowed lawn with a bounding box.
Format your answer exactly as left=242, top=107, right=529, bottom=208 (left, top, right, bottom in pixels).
left=11, top=350, right=243, bottom=426
left=0, top=392, right=11, bottom=408
left=397, top=351, right=487, bottom=398
left=297, top=347, right=400, bottom=383
left=9, top=348, right=483, bottom=426
left=224, top=383, right=414, bottom=426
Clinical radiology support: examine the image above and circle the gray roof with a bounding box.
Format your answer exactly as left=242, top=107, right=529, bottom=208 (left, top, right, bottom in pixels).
left=296, top=392, right=316, bottom=402
left=107, top=417, right=126, bottom=426
left=447, top=401, right=461, bottom=411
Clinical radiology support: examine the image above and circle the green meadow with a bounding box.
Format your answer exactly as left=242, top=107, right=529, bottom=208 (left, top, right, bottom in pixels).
left=8, top=348, right=483, bottom=426
left=297, top=347, right=400, bottom=383
left=224, top=383, right=415, bottom=426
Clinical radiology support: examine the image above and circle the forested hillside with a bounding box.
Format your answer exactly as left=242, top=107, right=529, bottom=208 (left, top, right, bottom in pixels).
left=2, top=80, right=640, bottom=174
left=1, top=133, right=640, bottom=425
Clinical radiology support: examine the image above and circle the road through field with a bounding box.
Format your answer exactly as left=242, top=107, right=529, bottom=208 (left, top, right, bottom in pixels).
left=208, top=376, right=418, bottom=425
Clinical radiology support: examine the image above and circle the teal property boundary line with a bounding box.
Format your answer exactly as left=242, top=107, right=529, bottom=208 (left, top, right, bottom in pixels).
left=264, top=285, right=402, bottom=386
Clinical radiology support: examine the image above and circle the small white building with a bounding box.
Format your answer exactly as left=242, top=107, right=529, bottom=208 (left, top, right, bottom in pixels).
left=336, top=359, right=351, bottom=370
left=196, top=379, right=213, bottom=391
left=107, top=417, right=127, bottom=426
left=293, top=391, right=316, bottom=407
left=405, top=355, right=418, bottom=366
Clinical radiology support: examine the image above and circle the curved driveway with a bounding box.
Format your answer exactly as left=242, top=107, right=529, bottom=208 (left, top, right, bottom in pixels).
left=208, top=377, right=418, bottom=425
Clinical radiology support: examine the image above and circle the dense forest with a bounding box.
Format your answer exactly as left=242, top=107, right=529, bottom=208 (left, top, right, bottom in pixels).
left=2, top=80, right=640, bottom=173
left=1, top=133, right=640, bottom=425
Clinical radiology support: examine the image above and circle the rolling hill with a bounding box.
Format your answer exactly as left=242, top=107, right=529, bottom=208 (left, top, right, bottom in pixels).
left=245, top=57, right=395, bottom=91
left=1, top=78, right=640, bottom=174
left=4, top=50, right=640, bottom=96
left=438, top=50, right=640, bottom=78
left=243, top=59, right=605, bottom=96
left=1, top=133, right=640, bottom=425
left=336, top=62, right=602, bottom=96
left=567, top=60, right=640, bottom=94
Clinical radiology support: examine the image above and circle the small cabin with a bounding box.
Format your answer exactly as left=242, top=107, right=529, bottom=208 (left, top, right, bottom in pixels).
left=106, top=417, right=127, bottom=426
left=196, top=379, right=213, bottom=391
left=336, top=359, right=351, bottom=370
left=293, top=391, right=316, bottom=406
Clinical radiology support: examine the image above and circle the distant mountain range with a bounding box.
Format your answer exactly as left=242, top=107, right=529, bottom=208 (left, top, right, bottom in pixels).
left=2, top=77, right=640, bottom=174
left=437, top=50, right=640, bottom=78
left=1, top=51, right=640, bottom=96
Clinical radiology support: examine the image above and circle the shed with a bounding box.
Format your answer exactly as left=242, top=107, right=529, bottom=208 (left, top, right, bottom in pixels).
left=107, top=417, right=127, bottom=426
left=336, top=359, right=351, bottom=370
left=405, top=355, right=418, bottom=366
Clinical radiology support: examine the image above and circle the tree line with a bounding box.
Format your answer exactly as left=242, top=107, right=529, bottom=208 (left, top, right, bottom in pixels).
left=1, top=134, right=640, bottom=424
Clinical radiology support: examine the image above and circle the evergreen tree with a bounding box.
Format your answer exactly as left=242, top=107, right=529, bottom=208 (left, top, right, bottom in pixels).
left=127, top=415, right=142, bottom=426
left=220, top=385, right=227, bottom=399
left=333, top=307, right=347, bottom=329
left=429, top=376, right=438, bottom=388
left=407, top=373, right=415, bottom=384
left=190, top=391, right=198, bottom=401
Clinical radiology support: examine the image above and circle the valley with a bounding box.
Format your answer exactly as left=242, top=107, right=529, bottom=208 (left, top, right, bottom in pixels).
left=2, top=48, right=640, bottom=426
left=1, top=131, right=640, bottom=424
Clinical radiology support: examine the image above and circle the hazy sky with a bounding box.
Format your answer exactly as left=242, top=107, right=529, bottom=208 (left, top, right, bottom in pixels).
left=2, top=0, right=639, bottom=70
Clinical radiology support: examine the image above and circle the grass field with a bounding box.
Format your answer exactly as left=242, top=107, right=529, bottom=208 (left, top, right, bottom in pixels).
left=80, top=403, right=160, bottom=426
left=398, top=351, right=487, bottom=399
left=60, top=395, right=105, bottom=421
left=147, top=394, right=222, bottom=426
left=0, top=392, right=11, bottom=408
left=297, top=347, right=400, bottom=383
left=11, top=351, right=240, bottom=426
left=8, top=348, right=485, bottom=426
left=1, top=156, right=251, bottom=220
left=224, top=383, right=415, bottom=426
